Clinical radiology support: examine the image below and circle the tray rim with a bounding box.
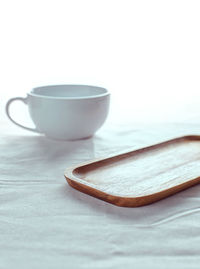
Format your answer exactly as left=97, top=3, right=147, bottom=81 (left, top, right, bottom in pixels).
left=64, top=135, right=200, bottom=207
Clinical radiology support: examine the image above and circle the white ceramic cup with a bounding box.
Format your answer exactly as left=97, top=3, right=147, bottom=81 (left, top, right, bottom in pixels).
left=6, top=85, right=110, bottom=140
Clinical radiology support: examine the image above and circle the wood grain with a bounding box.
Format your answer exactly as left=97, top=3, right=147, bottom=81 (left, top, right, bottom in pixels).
left=64, top=135, right=200, bottom=207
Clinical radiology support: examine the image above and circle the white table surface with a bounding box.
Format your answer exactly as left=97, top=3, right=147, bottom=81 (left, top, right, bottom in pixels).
left=1, top=104, right=200, bottom=269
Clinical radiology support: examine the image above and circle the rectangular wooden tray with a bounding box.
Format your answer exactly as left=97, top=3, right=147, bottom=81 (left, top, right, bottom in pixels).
left=64, top=135, right=200, bottom=207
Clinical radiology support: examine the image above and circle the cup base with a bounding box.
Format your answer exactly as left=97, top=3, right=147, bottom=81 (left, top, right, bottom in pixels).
left=44, top=134, right=94, bottom=141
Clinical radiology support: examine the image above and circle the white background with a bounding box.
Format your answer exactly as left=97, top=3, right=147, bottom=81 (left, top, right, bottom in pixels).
left=0, top=0, right=200, bottom=125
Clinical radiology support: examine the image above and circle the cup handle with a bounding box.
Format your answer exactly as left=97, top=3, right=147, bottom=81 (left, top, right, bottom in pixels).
left=5, top=97, right=40, bottom=133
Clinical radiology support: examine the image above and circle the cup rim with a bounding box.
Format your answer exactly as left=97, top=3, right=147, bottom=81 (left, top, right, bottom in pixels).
left=28, top=84, right=110, bottom=100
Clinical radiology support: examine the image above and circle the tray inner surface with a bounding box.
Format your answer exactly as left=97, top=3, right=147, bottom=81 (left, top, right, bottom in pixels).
left=74, top=138, right=200, bottom=197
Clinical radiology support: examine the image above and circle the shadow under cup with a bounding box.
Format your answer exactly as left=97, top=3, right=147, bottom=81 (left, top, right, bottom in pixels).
left=6, top=85, right=110, bottom=140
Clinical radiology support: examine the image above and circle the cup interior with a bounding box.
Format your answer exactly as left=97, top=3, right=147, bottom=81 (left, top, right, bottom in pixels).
left=30, top=85, right=108, bottom=99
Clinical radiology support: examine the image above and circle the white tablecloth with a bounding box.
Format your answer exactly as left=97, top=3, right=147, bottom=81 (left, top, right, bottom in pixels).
left=1, top=113, right=200, bottom=269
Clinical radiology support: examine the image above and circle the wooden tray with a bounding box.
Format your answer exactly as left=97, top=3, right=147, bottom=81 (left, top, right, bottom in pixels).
left=64, top=135, right=200, bottom=207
